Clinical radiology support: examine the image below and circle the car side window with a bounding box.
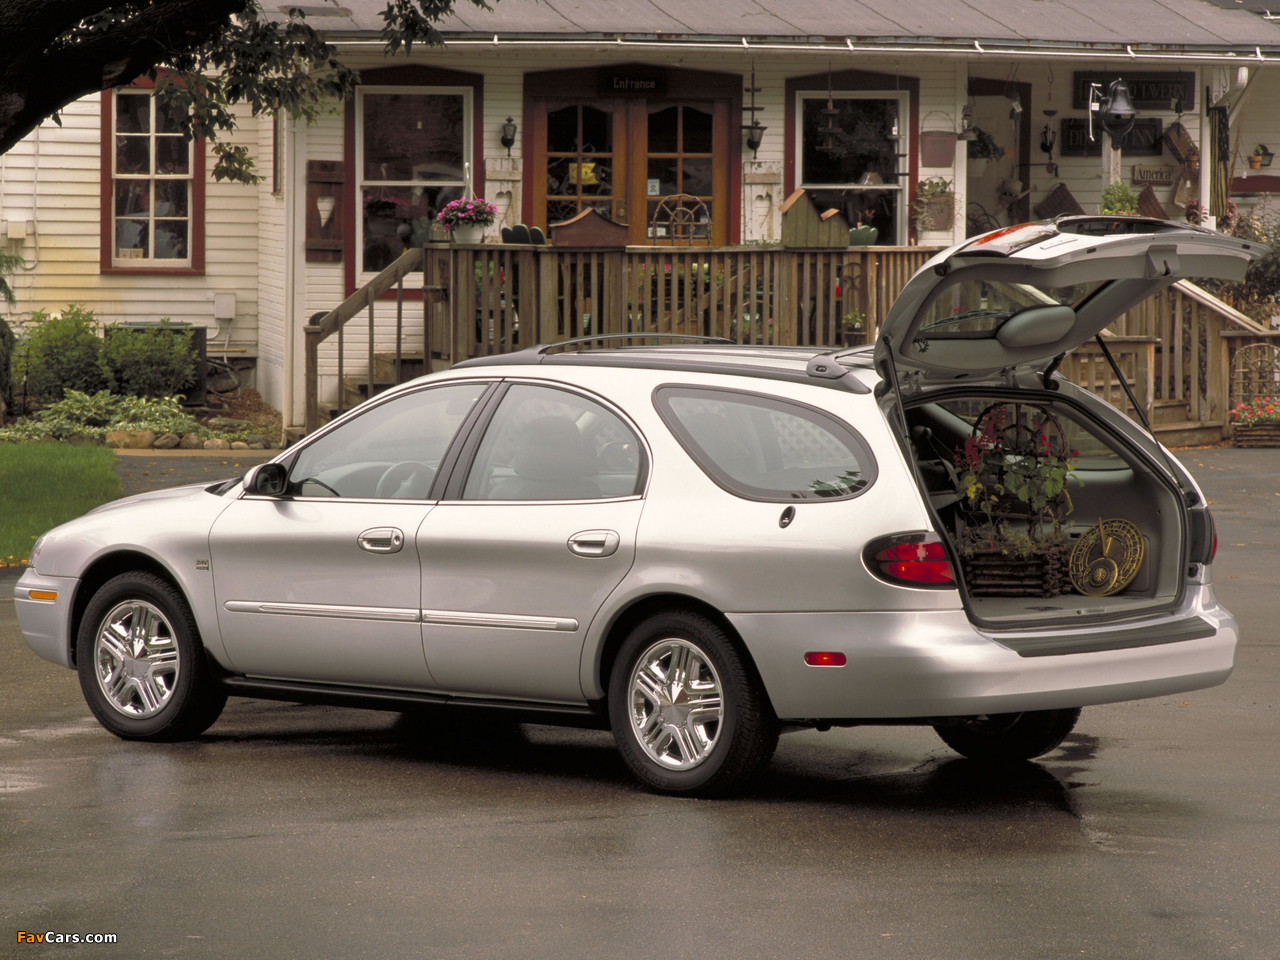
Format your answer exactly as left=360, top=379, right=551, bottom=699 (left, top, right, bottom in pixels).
left=462, top=384, right=643, bottom=500
left=288, top=382, right=486, bottom=498
left=654, top=386, right=877, bottom=501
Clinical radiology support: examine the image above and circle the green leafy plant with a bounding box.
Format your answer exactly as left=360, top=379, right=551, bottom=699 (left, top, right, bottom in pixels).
left=0, top=249, right=21, bottom=306
left=913, top=177, right=955, bottom=234
left=1100, top=181, right=1139, bottom=216
left=0, top=390, right=214, bottom=444
left=0, top=316, right=13, bottom=418
left=952, top=402, right=1079, bottom=558
left=966, top=127, right=1004, bottom=161
left=21, top=306, right=112, bottom=401
left=102, top=320, right=197, bottom=398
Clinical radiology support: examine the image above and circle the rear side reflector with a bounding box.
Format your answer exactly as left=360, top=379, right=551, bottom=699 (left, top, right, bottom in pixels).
left=864, top=533, right=957, bottom=588
left=804, top=651, right=847, bottom=667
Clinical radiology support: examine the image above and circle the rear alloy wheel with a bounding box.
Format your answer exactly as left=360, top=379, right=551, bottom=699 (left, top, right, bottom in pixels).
left=608, top=612, right=778, bottom=797
left=77, top=572, right=227, bottom=741
left=933, top=707, right=1082, bottom=762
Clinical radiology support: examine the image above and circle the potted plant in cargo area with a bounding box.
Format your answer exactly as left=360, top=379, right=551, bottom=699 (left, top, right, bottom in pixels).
left=951, top=402, right=1080, bottom=597
left=436, top=197, right=497, bottom=243
left=1231, top=396, right=1280, bottom=446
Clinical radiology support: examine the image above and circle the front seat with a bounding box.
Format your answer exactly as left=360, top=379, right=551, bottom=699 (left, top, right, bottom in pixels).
left=489, top=416, right=602, bottom=500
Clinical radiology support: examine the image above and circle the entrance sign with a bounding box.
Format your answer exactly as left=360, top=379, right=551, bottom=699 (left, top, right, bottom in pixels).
left=1071, top=72, right=1195, bottom=111
left=1060, top=118, right=1165, bottom=157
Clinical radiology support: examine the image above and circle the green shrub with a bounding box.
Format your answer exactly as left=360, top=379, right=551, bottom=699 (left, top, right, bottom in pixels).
left=0, top=316, right=13, bottom=416
left=23, top=306, right=112, bottom=401
left=103, top=319, right=196, bottom=397
left=1100, top=182, right=1139, bottom=216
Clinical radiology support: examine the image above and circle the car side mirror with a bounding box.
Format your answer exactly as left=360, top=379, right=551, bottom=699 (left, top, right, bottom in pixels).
left=244, top=462, right=288, bottom=496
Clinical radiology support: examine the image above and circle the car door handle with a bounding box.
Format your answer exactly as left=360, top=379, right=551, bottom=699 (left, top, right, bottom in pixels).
left=358, top=527, right=405, bottom=554
left=567, top=529, right=620, bottom=558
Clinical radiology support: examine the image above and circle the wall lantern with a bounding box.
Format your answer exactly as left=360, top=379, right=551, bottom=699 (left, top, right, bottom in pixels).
left=500, top=116, right=518, bottom=156
left=744, top=121, right=766, bottom=158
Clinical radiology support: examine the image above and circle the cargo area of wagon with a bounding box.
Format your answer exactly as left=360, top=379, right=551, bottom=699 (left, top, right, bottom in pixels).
left=901, top=384, right=1209, bottom=633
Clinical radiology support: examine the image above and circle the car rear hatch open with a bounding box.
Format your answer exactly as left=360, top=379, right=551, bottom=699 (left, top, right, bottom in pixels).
left=874, top=217, right=1260, bottom=387
left=873, top=218, right=1256, bottom=640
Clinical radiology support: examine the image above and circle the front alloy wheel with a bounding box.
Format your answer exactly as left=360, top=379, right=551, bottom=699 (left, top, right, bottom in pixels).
left=77, top=572, right=226, bottom=741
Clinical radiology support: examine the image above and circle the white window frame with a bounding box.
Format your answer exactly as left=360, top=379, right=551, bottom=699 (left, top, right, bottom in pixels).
left=110, top=89, right=195, bottom=268
left=355, top=84, right=473, bottom=281
left=794, top=90, right=910, bottom=245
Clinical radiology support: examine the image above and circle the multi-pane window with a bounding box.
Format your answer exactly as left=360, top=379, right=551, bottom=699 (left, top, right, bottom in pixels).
left=646, top=104, right=714, bottom=240
left=112, top=90, right=193, bottom=264
left=545, top=105, right=617, bottom=227
left=358, top=88, right=469, bottom=272
left=798, top=93, right=907, bottom=244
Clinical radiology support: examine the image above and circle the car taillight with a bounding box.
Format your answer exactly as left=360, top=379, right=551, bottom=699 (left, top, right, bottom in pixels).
left=864, top=533, right=956, bottom=588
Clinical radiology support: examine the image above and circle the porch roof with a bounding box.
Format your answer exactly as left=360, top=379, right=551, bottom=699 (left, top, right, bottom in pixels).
left=296, top=0, right=1280, bottom=51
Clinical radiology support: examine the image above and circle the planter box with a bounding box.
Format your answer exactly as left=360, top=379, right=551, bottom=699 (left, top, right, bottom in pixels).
left=961, top=543, right=1071, bottom=598
left=1232, top=422, right=1280, bottom=447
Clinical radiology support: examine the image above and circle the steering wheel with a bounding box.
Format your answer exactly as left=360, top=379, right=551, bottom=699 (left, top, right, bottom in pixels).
left=375, top=461, right=436, bottom=499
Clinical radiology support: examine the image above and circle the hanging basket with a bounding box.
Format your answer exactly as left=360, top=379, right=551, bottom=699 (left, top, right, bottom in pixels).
left=921, top=131, right=957, bottom=168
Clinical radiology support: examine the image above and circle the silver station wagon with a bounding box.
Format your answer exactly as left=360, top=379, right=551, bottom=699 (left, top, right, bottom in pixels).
left=15, top=217, right=1256, bottom=796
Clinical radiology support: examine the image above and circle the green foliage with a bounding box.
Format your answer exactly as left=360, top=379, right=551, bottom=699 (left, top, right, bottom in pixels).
left=102, top=320, right=197, bottom=397
left=0, top=249, right=21, bottom=305
left=22, top=306, right=112, bottom=401
left=0, top=316, right=13, bottom=415
left=1100, top=181, right=1139, bottom=216
left=0, top=442, right=121, bottom=565
left=966, top=127, right=1003, bottom=161
left=0, top=391, right=212, bottom=443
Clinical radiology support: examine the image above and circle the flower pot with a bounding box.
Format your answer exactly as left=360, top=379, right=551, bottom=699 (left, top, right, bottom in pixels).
left=1232, top=422, right=1280, bottom=447
left=450, top=223, right=485, bottom=244
left=917, top=195, right=954, bottom=232
left=1249, top=156, right=1263, bottom=170
left=969, top=158, right=989, bottom=177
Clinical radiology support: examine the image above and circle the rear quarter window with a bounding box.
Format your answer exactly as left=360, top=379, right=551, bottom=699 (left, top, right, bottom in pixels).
left=654, top=386, right=877, bottom=502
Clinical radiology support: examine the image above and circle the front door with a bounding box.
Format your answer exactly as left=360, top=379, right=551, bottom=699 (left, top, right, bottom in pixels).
left=525, top=66, right=738, bottom=244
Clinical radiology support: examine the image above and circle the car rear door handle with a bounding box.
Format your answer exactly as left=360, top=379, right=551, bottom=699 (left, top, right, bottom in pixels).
left=567, top=529, right=620, bottom=558
left=358, top=527, right=405, bottom=554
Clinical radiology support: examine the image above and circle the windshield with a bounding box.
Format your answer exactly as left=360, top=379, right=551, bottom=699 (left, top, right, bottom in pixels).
left=917, top=279, right=1105, bottom=338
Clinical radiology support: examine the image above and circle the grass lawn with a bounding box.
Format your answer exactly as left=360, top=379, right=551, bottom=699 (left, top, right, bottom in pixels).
left=0, top=443, right=121, bottom=566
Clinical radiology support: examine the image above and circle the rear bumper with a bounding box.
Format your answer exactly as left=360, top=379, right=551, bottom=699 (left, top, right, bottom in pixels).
left=728, top=586, right=1237, bottom=720
left=14, top=569, right=78, bottom=669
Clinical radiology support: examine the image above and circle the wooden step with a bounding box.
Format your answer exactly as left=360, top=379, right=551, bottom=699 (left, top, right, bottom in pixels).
left=1152, top=399, right=1191, bottom=425
left=1150, top=419, right=1225, bottom=448
left=372, top=350, right=427, bottom=385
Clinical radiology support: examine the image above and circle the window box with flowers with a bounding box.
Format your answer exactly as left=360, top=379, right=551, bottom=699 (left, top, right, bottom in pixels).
left=949, top=401, right=1080, bottom=597
left=1231, top=396, right=1280, bottom=446
left=437, top=197, right=497, bottom=243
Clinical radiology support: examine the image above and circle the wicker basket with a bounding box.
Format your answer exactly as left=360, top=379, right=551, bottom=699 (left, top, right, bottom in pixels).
left=961, top=543, right=1071, bottom=598
left=1232, top=423, right=1280, bottom=447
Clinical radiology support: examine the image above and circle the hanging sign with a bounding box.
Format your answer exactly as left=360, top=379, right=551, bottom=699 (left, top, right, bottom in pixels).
left=1071, top=72, right=1196, bottom=111
left=1060, top=118, right=1165, bottom=157
left=1132, top=164, right=1177, bottom=187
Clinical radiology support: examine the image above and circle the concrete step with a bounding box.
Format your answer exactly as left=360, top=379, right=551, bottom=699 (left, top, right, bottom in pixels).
left=1152, top=399, right=1191, bottom=425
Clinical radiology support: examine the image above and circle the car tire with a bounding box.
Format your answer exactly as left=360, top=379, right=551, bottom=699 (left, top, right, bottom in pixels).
left=76, top=572, right=227, bottom=742
left=608, top=611, right=778, bottom=797
left=932, top=708, right=1082, bottom=762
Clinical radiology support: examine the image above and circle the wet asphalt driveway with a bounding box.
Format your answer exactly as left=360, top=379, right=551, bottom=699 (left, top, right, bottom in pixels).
left=1, top=448, right=1277, bottom=959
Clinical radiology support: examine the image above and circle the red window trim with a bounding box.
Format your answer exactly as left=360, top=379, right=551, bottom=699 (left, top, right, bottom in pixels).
left=784, top=69, right=920, bottom=240
left=344, top=64, right=485, bottom=299
left=100, top=81, right=206, bottom=276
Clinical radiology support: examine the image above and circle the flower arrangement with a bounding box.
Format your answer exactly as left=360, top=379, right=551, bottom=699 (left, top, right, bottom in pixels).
left=435, top=197, right=498, bottom=230
left=1230, top=396, right=1279, bottom=425
left=952, top=402, right=1079, bottom=559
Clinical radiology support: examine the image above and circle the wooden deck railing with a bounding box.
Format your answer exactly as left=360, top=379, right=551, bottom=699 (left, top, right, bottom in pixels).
left=301, top=243, right=1272, bottom=443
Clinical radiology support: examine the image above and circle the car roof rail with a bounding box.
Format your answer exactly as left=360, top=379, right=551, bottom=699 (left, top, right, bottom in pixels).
left=537, top=333, right=735, bottom=354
